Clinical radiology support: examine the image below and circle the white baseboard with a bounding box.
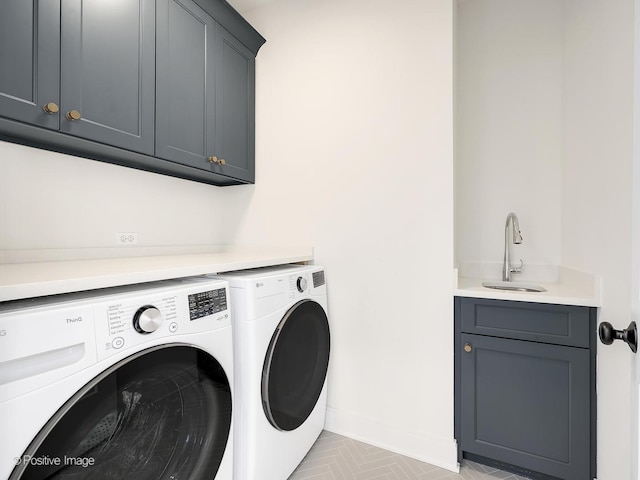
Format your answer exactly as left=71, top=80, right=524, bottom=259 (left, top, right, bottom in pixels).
left=324, top=406, right=459, bottom=473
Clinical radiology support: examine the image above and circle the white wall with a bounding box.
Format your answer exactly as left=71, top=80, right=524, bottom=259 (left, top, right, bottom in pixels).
left=0, top=141, right=226, bottom=253
left=455, top=0, right=563, bottom=270
left=562, top=0, right=635, bottom=478
left=222, top=0, right=457, bottom=469
left=0, top=0, right=456, bottom=470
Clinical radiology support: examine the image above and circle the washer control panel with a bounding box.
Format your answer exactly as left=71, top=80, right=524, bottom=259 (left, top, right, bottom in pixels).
left=93, top=279, right=230, bottom=361
left=0, top=277, right=230, bottom=400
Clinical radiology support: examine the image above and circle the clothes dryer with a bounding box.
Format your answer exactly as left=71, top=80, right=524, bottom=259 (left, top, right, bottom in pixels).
left=0, top=277, right=233, bottom=480
left=214, top=265, right=330, bottom=480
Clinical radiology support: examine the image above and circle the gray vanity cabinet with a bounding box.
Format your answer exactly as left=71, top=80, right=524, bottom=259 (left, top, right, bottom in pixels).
left=156, top=0, right=256, bottom=183
left=0, top=0, right=155, bottom=155
left=454, top=297, right=597, bottom=480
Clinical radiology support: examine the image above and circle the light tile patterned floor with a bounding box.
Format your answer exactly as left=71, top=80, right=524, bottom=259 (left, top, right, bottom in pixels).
left=289, top=431, right=530, bottom=480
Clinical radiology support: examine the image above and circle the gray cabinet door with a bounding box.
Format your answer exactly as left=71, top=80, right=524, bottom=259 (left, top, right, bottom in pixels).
left=156, top=0, right=256, bottom=183
left=59, top=0, right=155, bottom=154
left=215, top=28, right=255, bottom=183
left=0, top=0, right=60, bottom=130
left=460, top=333, right=590, bottom=480
left=155, top=0, right=217, bottom=168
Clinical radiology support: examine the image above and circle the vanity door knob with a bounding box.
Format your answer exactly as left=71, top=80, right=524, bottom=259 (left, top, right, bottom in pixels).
left=66, top=110, right=81, bottom=121
left=43, top=102, right=59, bottom=114
left=599, top=321, right=637, bottom=353
left=208, top=156, right=226, bottom=166
left=463, top=343, right=472, bottom=353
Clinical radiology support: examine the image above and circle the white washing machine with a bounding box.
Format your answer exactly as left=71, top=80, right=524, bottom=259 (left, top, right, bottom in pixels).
left=214, top=265, right=330, bottom=480
left=0, top=277, right=234, bottom=480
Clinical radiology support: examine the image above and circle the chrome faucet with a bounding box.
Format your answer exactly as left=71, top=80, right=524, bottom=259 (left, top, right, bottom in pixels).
left=503, top=212, right=523, bottom=281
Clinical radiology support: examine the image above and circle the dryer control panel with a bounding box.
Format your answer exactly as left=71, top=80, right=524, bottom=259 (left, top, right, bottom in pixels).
left=287, top=270, right=325, bottom=300
left=291, top=270, right=324, bottom=294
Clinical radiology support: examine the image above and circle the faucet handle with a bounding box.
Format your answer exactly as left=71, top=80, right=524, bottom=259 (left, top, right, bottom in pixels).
left=510, top=259, right=524, bottom=275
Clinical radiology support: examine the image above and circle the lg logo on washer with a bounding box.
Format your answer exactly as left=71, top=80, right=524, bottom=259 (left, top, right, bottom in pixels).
left=0, top=329, right=6, bottom=336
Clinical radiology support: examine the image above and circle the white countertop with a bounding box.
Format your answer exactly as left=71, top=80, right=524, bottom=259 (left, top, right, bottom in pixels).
left=0, top=246, right=314, bottom=302
left=454, top=265, right=601, bottom=307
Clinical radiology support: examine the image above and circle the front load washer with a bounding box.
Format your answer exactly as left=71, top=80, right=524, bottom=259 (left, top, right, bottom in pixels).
left=0, top=277, right=233, bottom=480
left=214, top=265, right=330, bottom=480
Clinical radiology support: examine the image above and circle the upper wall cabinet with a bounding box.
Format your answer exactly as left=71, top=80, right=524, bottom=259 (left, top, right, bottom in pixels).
left=0, top=0, right=265, bottom=186
left=0, top=0, right=155, bottom=154
left=156, top=0, right=255, bottom=183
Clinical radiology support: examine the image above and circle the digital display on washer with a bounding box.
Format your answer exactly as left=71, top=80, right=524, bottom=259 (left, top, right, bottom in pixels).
left=188, top=288, right=227, bottom=321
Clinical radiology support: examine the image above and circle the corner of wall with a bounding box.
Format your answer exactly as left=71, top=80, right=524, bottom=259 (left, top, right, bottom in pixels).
left=324, top=406, right=459, bottom=473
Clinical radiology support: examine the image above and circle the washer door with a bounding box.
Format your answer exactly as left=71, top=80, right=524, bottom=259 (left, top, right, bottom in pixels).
left=12, top=345, right=231, bottom=480
left=262, top=299, right=330, bottom=431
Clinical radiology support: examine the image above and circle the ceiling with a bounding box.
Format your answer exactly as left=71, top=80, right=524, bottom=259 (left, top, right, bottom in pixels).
left=227, top=0, right=280, bottom=14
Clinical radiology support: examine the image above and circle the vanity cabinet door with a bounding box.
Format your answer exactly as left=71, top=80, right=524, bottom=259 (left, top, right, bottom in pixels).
left=0, top=0, right=60, bottom=130
left=459, top=333, right=590, bottom=480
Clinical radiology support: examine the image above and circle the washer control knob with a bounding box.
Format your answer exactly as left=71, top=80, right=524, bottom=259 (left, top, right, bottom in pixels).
left=133, top=306, right=163, bottom=334
left=296, top=276, right=307, bottom=293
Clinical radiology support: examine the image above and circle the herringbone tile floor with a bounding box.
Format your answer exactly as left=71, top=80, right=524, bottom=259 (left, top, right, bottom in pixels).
left=289, top=431, right=529, bottom=480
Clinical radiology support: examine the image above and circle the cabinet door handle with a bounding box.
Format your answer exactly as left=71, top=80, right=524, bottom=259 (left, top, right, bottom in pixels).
left=208, top=156, right=226, bottom=166
left=66, top=110, right=81, bottom=121
left=43, top=102, right=59, bottom=114
left=464, top=343, right=472, bottom=353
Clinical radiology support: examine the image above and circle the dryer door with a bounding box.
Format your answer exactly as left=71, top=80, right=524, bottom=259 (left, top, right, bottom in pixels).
left=262, top=299, right=330, bottom=431
left=11, top=345, right=231, bottom=480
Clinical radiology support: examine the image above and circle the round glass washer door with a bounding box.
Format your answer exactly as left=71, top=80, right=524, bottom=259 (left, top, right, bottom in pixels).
left=262, top=299, right=330, bottom=431
left=12, top=344, right=232, bottom=480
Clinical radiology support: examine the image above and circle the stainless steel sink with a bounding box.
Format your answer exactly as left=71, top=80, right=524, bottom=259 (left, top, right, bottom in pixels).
left=482, top=281, right=547, bottom=293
